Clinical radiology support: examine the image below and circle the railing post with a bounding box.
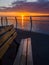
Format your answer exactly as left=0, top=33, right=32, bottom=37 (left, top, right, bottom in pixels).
left=15, top=17, right=17, bottom=29
left=5, top=17, right=8, bottom=26
left=1, top=17, right=3, bottom=26
left=30, top=16, right=32, bottom=31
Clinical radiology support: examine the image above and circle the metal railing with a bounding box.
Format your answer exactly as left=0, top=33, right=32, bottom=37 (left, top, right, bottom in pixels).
left=0, top=16, right=49, bottom=32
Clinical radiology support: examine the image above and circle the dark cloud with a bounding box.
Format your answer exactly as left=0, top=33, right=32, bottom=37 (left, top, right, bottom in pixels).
left=0, top=2, right=49, bottom=13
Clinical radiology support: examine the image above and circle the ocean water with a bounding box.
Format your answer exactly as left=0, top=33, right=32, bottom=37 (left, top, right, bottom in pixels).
left=16, top=19, right=49, bottom=35
left=0, top=17, right=49, bottom=35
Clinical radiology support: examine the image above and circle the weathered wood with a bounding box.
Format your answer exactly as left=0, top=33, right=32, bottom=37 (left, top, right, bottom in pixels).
left=13, top=38, right=33, bottom=65
left=13, top=39, right=27, bottom=65
left=20, top=39, right=27, bottom=65
left=0, top=25, right=13, bottom=35
left=0, top=32, right=17, bottom=59
left=27, top=38, right=33, bottom=65
left=13, top=39, right=24, bottom=65
left=0, top=28, right=16, bottom=46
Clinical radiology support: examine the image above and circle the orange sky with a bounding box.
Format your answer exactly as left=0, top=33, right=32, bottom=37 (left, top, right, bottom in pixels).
left=0, top=12, right=49, bottom=16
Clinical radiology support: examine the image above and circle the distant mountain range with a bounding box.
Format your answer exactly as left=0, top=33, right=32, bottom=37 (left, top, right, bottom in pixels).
left=0, top=2, right=49, bottom=13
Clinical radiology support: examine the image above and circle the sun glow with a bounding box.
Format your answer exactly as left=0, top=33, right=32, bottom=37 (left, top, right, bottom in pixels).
left=0, top=12, right=49, bottom=16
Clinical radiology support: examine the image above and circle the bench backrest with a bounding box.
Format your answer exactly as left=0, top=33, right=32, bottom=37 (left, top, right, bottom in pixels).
left=0, top=25, right=14, bottom=36
left=0, top=25, right=17, bottom=59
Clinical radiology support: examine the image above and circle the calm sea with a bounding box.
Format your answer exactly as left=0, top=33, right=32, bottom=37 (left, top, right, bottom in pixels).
left=0, top=16, right=49, bottom=35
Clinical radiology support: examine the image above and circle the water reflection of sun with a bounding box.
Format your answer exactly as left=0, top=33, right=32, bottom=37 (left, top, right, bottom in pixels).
left=22, top=15, right=24, bottom=28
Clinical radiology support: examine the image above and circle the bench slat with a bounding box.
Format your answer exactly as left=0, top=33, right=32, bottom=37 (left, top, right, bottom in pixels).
left=0, top=32, right=17, bottom=59
left=13, top=39, right=24, bottom=65
left=0, top=28, right=16, bottom=46
left=27, top=38, right=33, bottom=65
left=20, top=39, right=27, bottom=65
left=13, top=38, right=33, bottom=65
left=0, top=25, right=13, bottom=35
left=13, top=39, right=28, bottom=65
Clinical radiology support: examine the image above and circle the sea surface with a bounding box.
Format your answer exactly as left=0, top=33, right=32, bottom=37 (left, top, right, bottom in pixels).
left=0, top=16, right=49, bottom=35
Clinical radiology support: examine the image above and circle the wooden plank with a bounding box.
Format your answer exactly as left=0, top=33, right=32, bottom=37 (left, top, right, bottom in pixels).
left=13, top=38, right=33, bottom=65
left=0, top=28, right=16, bottom=46
left=0, top=25, right=13, bottom=35
left=0, top=32, right=17, bottom=59
left=20, top=39, right=27, bottom=65
left=27, top=38, right=33, bottom=65
left=13, top=39, right=24, bottom=65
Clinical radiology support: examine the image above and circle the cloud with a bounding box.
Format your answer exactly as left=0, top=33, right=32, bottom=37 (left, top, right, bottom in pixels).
left=0, top=2, right=49, bottom=13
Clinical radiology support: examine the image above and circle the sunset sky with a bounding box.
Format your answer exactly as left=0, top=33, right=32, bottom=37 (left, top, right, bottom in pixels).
left=0, top=0, right=49, bottom=16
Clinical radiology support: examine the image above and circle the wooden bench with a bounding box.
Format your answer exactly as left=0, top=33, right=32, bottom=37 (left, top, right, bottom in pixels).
left=0, top=25, right=18, bottom=65
left=0, top=25, right=13, bottom=36
left=13, top=38, right=33, bottom=65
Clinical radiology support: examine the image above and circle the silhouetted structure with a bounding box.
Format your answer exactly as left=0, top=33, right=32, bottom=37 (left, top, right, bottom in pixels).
left=30, top=16, right=32, bottom=31
left=5, top=17, right=8, bottom=26
left=1, top=17, right=3, bottom=26
left=1, top=17, right=8, bottom=26
left=15, top=17, right=17, bottom=28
